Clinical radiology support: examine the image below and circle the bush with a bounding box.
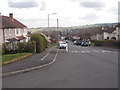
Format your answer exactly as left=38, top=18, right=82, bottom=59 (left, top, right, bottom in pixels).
left=91, top=40, right=103, bottom=46
left=2, top=45, right=7, bottom=55
left=17, top=42, right=25, bottom=53
left=2, top=33, right=47, bottom=54
left=24, top=41, right=35, bottom=53
left=30, top=34, right=47, bottom=53
left=91, top=40, right=120, bottom=48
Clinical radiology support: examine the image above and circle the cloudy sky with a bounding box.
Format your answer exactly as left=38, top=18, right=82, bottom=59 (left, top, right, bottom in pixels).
left=0, top=0, right=119, bottom=28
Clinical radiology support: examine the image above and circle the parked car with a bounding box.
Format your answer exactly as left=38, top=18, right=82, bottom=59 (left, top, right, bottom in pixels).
left=81, top=42, right=89, bottom=46
left=59, top=42, right=68, bottom=49
left=73, top=40, right=82, bottom=45
left=73, top=40, right=77, bottom=45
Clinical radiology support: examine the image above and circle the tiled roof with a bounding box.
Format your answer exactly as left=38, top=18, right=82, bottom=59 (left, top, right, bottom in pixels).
left=16, top=36, right=26, bottom=40
left=0, top=15, right=27, bottom=29
left=116, top=23, right=120, bottom=27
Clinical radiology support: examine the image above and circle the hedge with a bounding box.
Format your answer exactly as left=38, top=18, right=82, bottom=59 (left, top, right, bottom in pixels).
left=91, top=40, right=120, bottom=48
left=30, top=34, right=47, bottom=53
left=1, top=33, right=47, bottom=54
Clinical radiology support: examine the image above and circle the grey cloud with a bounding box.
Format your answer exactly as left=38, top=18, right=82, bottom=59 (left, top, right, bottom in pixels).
left=40, top=1, right=46, bottom=10
left=8, top=0, right=39, bottom=8
left=80, top=13, right=99, bottom=21
left=109, top=8, right=118, bottom=15
left=80, top=2, right=105, bottom=9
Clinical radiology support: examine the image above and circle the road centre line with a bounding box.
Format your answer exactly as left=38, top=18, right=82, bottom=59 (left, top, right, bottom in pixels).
left=41, top=53, right=50, bottom=61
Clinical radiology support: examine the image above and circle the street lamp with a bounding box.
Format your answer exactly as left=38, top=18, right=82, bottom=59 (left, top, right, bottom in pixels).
left=57, top=18, right=60, bottom=41
left=48, top=13, right=57, bottom=37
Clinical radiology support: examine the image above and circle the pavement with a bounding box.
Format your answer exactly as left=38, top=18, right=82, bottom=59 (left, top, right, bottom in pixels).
left=2, top=46, right=58, bottom=74
left=2, top=42, right=118, bottom=88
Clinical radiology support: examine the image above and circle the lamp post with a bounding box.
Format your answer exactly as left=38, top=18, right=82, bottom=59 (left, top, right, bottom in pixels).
left=47, top=13, right=57, bottom=37
left=57, top=19, right=60, bottom=41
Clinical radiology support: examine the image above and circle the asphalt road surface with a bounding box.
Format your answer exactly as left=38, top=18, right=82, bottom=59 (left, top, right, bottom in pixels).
left=3, top=42, right=118, bottom=88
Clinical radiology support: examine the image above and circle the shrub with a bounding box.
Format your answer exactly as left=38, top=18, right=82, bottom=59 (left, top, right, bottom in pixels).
left=91, top=40, right=103, bottom=46
left=24, top=41, right=35, bottom=53
left=30, top=34, right=47, bottom=53
left=17, top=42, right=25, bottom=53
left=2, top=45, right=6, bottom=55
left=92, top=40, right=120, bottom=48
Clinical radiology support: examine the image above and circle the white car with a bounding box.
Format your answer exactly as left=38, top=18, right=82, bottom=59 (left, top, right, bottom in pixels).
left=59, top=42, right=68, bottom=49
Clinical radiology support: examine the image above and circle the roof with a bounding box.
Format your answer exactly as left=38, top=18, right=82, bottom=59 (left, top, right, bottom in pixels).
left=7, top=37, right=18, bottom=42
left=115, top=23, right=120, bottom=27
left=16, top=36, right=26, bottom=40
left=0, top=15, right=27, bottom=29
left=7, top=35, right=26, bottom=42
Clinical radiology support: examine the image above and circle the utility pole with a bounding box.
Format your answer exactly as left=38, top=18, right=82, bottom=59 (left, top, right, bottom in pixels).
left=48, top=14, right=50, bottom=37
left=47, top=13, right=57, bottom=37
left=57, top=19, right=59, bottom=41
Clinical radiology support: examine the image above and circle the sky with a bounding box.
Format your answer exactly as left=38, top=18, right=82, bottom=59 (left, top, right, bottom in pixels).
left=0, top=0, right=119, bottom=28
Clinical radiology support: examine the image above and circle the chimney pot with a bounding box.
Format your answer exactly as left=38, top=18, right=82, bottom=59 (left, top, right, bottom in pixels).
left=9, top=13, right=13, bottom=18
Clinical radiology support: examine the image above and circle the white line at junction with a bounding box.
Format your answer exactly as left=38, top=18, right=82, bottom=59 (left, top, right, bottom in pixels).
left=41, top=53, right=50, bottom=61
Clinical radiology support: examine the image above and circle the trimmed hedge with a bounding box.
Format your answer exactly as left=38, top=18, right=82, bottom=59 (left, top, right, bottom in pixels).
left=91, top=40, right=103, bottom=46
left=1, top=45, right=7, bottom=55
left=30, top=34, right=47, bottom=53
left=24, top=41, right=35, bottom=53
left=1, top=33, right=47, bottom=54
left=91, top=40, right=120, bottom=48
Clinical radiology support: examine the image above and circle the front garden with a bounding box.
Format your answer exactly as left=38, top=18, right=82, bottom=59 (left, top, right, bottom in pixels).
left=1, top=33, right=50, bottom=63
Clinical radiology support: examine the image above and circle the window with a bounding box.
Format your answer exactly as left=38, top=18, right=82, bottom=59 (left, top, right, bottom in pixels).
left=16, top=29, right=19, bottom=34
left=9, top=29, right=12, bottom=35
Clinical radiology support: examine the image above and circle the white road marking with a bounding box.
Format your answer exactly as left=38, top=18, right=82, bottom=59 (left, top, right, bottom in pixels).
left=74, top=51, right=78, bottom=53
left=72, top=51, right=74, bottom=53
left=92, top=50, right=99, bottom=53
left=69, top=50, right=114, bottom=54
left=86, top=51, right=90, bottom=53
left=106, top=50, right=111, bottom=52
left=81, top=51, right=86, bottom=53
left=2, top=50, right=59, bottom=77
left=41, top=53, right=50, bottom=61
left=53, top=49, right=59, bottom=61
left=102, top=50, right=107, bottom=53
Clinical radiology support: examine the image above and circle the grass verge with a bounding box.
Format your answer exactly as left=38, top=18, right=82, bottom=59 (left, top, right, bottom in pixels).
left=48, top=43, right=57, bottom=48
left=2, top=53, right=32, bottom=63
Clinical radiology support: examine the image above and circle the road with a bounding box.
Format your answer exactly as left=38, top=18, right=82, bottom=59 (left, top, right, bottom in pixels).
left=2, top=42, right=118, bottom=88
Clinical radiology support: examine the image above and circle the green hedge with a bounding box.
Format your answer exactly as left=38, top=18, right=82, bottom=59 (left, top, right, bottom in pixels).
left=1, top=34, right=47, bottom=54
left=24, top=41, right=35, bottom=53
left=30, top=34, right=47, bottom=53
left=91, top=40, right=104, bottom=46
left=1, top=45, right=7, bottom=55
left=91, top=40, right=120, bottom=48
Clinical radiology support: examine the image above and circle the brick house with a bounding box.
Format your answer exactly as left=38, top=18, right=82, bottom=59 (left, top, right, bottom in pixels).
left=0, top=13, right=30, bottom=46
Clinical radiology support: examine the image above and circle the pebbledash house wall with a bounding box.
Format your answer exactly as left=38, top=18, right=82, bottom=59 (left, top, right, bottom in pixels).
left=0, top=29, right=3, bottom=46
left=0, top=28, right=28, bottom=45
left=0, top=13, right=29, bottom=46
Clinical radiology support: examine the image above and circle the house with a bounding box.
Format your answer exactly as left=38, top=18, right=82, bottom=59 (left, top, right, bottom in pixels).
left=90, top=26, right=116, bottom=40
left=115, top=24, right=120, bottom=40
left=0, top=13, right=29, bottom=46
left=40, top=33, right=52, bottom=44
left=102, top=32, right=111, bottom=40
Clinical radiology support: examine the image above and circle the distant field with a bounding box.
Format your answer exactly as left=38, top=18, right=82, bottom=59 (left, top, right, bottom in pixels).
left=28, top=28, right=44, bottom=33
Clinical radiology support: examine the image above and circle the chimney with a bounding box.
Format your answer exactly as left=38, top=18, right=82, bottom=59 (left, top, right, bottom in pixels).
left=9, top=13, right=13, bottom=18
